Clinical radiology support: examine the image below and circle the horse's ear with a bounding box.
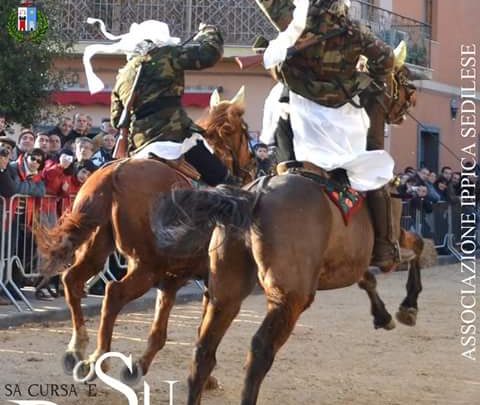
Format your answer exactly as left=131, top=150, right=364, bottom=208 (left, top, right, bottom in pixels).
left=230, top=85, right=245, bottom=107
left=209, top=89, right=221, bottom=109
left=394, top=40, right=407, bottom=69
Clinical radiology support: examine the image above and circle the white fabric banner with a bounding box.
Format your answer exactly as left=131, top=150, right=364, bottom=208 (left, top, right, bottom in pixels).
left=289, top=91, right=394, bottom=191
left=132, top=133, right=212, bottom=161
left=261, top=85, right=394, bottom=191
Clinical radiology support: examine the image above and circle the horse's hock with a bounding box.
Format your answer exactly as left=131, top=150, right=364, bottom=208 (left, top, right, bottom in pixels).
left=397, top=238, right=437, bottom=271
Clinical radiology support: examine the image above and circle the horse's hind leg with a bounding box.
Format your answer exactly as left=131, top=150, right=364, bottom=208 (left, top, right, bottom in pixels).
left=396, top=230, right=424, bottom=326
left=188, top=229, right=256, bottom=405
left=74, top=260, right=156, bottom=382
left=358, top=270, right=395, bottom=330
left=62, top=225, right=114, bottom=374
left=120, top=278, right=185, bottom=386
left=241, top=292, right=311, bottom=405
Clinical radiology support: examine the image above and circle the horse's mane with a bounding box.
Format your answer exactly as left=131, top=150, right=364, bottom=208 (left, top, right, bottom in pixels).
left=197, top=103, right=246, bottom=147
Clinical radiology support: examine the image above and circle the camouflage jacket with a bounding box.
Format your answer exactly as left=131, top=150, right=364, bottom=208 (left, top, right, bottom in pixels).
left=111, top=28, right=224, bottom=151
left=256, top=0, right=394, bottom=107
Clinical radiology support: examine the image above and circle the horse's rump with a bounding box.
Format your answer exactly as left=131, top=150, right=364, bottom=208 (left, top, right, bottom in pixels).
left=36, top=159, right=191, bottom=275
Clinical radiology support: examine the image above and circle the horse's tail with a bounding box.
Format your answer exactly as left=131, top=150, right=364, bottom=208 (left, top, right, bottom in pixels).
left=151, top=185, right=255, bottom=254
left=36, top=175, right=114, bottom=276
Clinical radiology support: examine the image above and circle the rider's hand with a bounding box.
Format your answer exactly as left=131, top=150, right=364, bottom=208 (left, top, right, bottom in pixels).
left=194, top=23, right=217, bottom=40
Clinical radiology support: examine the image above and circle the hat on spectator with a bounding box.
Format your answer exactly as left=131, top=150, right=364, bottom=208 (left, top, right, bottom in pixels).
left=0, top=136, right=16, bottom=149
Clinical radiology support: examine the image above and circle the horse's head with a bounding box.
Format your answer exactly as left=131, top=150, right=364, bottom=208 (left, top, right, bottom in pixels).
left=383, top=41, right=418, bottom=125
left=198, top=86, right=255, bottom=184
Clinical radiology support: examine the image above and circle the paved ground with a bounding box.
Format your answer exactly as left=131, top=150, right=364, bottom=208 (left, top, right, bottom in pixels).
left=0, top=263, right=477, bottom=405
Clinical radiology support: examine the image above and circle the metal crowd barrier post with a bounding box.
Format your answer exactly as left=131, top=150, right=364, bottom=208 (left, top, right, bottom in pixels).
left=0, top=196, right=24, bottom=311
left=446, top=204, right=462, bottom=260
left=5, top=195, right=35, bottom=311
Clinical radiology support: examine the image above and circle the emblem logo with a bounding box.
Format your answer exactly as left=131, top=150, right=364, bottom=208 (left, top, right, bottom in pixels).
left=7, top=1, right=49, bottom=43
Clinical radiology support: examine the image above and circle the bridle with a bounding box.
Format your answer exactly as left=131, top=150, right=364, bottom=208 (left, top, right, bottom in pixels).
left=223, top=122, right=255, bottom=182
left=376, top=67, right=416, bottom=124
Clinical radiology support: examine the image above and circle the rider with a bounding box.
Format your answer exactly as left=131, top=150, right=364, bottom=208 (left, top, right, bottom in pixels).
left=83, top=20, right=234, bottom=186
left=256, top=0, right=415, bottom=271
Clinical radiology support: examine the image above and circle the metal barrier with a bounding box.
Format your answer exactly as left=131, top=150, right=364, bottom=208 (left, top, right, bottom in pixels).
left=400, top=199, right=465, bottom=260
left=1, top=194, right=114, bottom=312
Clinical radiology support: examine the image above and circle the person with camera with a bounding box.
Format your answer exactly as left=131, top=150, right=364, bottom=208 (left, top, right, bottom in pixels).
left=0, top=142, right=16, bottom=198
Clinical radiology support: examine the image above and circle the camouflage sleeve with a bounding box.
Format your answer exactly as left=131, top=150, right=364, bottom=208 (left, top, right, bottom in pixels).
left=177, top=27, right=224, bottom=70
left=360, top=25, right=394, bottom=81
left=255, top=0, right=295, bottom=31
left=110, top=91, right=123, bottom=129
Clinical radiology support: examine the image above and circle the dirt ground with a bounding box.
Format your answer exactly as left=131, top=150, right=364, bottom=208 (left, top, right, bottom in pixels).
left=0, top=264, right=478, bottom=405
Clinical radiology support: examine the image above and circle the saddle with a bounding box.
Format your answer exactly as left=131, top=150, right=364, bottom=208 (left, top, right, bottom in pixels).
left=147, top=153, right=201, bottom=182
left=276, top=160, right=364, bottom=225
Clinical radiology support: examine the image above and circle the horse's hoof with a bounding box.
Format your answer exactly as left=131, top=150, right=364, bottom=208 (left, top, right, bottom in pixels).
left=73, top=360, right=96, bottom=383
left=62, top=351, right=82, bottom=375
left=120, top=362, right=144, bottom=387
left=374, top=317, right=396, bottom=330
left=204, top=375, right=220, bottom=390
left=396, top=306, right=418, bottom=326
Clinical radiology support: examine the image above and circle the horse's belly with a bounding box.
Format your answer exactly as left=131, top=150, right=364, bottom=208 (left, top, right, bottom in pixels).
left=316, top=262, right=367, bottom=290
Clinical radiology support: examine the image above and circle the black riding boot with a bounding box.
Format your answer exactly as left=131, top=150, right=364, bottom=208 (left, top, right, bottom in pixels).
left=367, top=187, right=415, bottom=272
left=184, top=141, right=233, bottom=186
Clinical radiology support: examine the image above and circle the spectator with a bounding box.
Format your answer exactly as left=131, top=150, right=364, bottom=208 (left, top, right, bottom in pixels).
left=11, top=129, right=35, bottom=161
left=254, top=143, right=273, bottom=178
left=91, top=132, right=115, bottom=168
left=434, top=176, right=449, bottom=202
left=447, top=171, right=461, bottom=204
left=440, top=166, right=453, bottom=182
left=9, top=148, right=46, bottom=292
left=404, top=166, right=416, bottom=177
left=73, top=137, right=95, bottom=169
left=63, top=113, right=90, bottom=149
left=92, top=118, right=118, bottom=151
left=43, top=149, right=75, bottom=204
left=0, top=135, right=16, bottom=159
left=0, top=111, right=7, bottom=137
left=0, top=144, right=15, bottom=198
left=67, top=159, right=97, bottom=197
left=428, top=171, right=437, bottom=184
left=86, top=115, right=96, bottom=138
left=48, top=116, right=73, bottom=146
left=34, top=132, right=50, bottom=155
left=11, top=148, right=46, bottom=197
left=46, top=133, right=63, bottom=165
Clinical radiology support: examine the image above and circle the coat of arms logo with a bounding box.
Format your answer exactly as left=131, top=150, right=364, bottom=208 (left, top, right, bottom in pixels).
left=7, top=0, right=49, bottom=43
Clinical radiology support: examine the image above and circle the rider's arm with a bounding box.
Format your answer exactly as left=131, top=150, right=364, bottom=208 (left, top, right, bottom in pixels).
left=255, top=0, right=295, bottom=31
left=176, top=26, right=224, bottom=71
left=360, top=25, right=394, bottom=83
left=110, top=89, right=124, bottom=129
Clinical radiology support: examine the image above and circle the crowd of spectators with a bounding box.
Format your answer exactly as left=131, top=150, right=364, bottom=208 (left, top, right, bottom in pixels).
left=0, top=111, right=118, bottom=304
left=396, top=165, right=463, bottom=210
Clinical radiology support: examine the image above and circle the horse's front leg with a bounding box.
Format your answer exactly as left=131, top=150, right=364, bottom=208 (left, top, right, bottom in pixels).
left=396, top=230, right=424, bottom=326
left=119, top=278, right=184, bottom=386
left=73, top=261, right=156, bottom=383
left=62, top=228, right=113, bottom=375
left=358, top=269, right=396, bottom=330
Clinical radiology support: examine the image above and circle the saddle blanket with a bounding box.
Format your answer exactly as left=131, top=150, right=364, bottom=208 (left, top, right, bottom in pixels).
left=324, top=182, right=364, bottom=225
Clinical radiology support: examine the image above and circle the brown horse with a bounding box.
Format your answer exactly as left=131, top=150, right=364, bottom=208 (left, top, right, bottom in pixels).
left=150, top=59, right=424, bottom=404
left=36, top=87, right=254, bottom=384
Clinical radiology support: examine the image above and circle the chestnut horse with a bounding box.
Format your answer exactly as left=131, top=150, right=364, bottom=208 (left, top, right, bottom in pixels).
left=151, top=64, right=424, bottom=403
left=36, top=87, right=254, bottom=384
